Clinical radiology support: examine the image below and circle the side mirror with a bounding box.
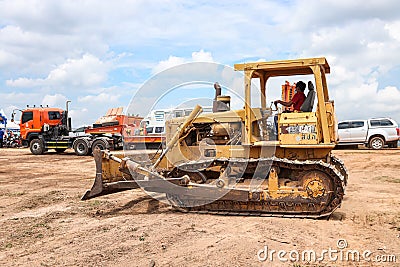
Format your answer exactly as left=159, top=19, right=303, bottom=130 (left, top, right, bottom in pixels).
left=11, top=109, right=23, bottom=123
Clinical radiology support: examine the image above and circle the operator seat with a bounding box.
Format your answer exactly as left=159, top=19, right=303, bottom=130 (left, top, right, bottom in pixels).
left=300, top=81, right=316, bottom=112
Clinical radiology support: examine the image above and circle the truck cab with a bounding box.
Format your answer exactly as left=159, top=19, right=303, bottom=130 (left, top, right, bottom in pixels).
left=19, top=107, right=67, bottom=147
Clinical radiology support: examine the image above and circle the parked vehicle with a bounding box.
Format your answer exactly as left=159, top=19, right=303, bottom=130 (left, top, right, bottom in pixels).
left=12, top=104, right=142, bottom=156
left=337, top=118, right=400, bottom=149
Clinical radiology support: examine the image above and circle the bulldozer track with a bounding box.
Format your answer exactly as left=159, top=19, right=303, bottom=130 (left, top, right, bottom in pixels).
left=331, top=155, right=348, bottom=185
left=166, top=156, right=347, bottom=219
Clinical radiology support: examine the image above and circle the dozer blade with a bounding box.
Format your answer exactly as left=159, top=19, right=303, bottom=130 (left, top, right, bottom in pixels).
left=82, top=149, right=195, bottom=200
left=82, top=149, right=248, bottom=201
left=81, top=149, right=140, bottom=200
left=82, top=149, right=248, bottom=202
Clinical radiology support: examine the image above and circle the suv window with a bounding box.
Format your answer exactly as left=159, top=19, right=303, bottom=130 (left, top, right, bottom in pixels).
left=21, top=111, right=33, bottom=123
left=48, top=111, right=61, bottom=120
left=351, top=121, right=364, bottom=128
left=338, top=122, right=350, bottom=129
left=370, top=119, right=393, bottom=127
left=380, top=119, right=393, bottom=126
left=370, top=120, right=379, bottom=127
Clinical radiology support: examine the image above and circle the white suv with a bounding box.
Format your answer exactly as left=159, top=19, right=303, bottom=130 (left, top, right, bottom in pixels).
left=338, top=118, right=400, bottom=149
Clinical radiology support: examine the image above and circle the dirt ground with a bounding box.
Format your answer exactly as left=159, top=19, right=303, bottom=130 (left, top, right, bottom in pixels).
left=0, top=148, right=399, bottom=267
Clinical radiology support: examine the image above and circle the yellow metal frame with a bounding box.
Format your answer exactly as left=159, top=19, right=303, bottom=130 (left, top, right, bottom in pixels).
left=234, top=57, right=332, bottom=145
left=278, top=112, right=319, bottom=145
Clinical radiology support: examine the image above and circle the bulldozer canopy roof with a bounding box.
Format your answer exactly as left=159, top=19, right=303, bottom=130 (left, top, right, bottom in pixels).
left=234, top=57, right=330, bottom=78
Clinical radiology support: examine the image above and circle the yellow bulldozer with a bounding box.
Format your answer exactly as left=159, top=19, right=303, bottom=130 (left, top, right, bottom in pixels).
left=82, top=57, right=348, bottom=218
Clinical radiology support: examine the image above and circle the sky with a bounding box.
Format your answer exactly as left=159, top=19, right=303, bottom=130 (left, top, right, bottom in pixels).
left=1, top=0, right=400, bottom=128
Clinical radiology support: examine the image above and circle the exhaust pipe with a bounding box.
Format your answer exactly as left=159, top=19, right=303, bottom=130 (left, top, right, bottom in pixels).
left=66, top=100, right=71, bottom=131
left=212, top=82, right=230, bottom=112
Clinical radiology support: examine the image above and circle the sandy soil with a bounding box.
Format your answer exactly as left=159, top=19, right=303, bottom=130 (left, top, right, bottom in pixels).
left=0, top=148, right=399, bottom=267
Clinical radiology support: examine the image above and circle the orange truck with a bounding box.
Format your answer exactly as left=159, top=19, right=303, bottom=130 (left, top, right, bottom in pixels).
left=13, top=102, right=143, bottom=155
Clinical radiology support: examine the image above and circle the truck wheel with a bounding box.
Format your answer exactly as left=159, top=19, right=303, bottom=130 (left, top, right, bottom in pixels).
left=92, top=139, right=109, bottom=151
left=30, top=139, right=44, bottom=155
left=73, top=139, right=90, bottom=156
left=55, top=148, right=67, bottom=153
left=369, top=136, right=384, bottom=150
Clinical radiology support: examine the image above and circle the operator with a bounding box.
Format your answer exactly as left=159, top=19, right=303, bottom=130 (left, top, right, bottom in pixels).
left=272, top=81, right=307, bottom=139
left=274, top=81, right=306, bottom=112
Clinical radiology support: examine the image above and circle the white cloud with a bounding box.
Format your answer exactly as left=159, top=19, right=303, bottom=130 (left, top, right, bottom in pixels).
left=331, top=78, right=400, bottom=122
left=152, top=50, right=215, bottom=75
left=385, top=21, right=400, bottom=41
left=191, top=50, right=214, bottom=62
left=6, top=54, right=108, bottom=89
left=151, top=56, right=186, bottom=75
left=0, top=47, right=20, bottom=69
left=41, top=94, right=68, bottom=107
left=68, top=108, right=93, bottom=128
left=78, top=93, right=120, bottom=103
left=283, top=0, right=400, bottom=31
left=0, top=92, right=41, bottom=116
left=6, top=78, right=38, bottom=88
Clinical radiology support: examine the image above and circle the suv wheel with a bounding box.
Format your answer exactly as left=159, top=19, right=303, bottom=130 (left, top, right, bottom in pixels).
left=369, top=136, right=384, bottom=150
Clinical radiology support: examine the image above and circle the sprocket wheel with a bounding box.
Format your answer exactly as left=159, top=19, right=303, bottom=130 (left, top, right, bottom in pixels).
left=300, top=170, right=333, bottom=199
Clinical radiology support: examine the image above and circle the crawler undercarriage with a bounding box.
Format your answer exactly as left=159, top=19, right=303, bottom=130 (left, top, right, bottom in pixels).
left=83, top=149, right=347, bottom=218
